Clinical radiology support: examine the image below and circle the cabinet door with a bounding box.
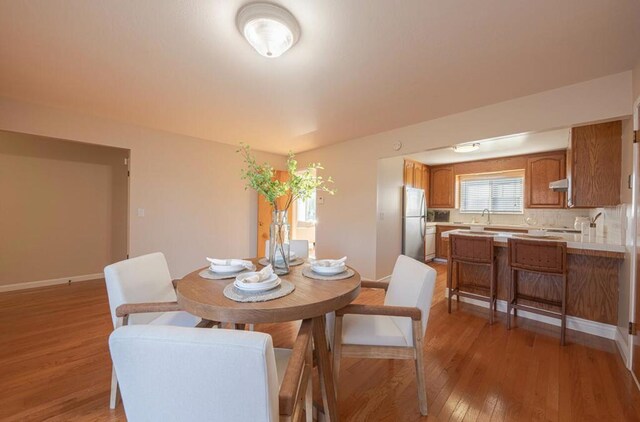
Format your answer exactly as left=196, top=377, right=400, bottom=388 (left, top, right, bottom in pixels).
left=422, top=166, right=430, bottom=206
left=404, top=161, right=415, bottom=187
left=525, top=153, right=566, bottom=208
left=413, top=163, right=423, bottom=188
left=569, top=121, right=621, bottom=208
left=430, top=166, right=455, bottom=208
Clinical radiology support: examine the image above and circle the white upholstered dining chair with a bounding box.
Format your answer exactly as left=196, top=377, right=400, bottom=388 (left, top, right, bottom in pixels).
left=330, top=255, right=437, bottom=416
left=104, top=252, right=215, bottom=409
left=109, top=320, right=314, bottom=422
left=265, top=239, right=310, bottom=260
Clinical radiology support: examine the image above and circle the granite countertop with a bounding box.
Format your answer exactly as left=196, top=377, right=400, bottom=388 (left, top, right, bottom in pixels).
left=440, top=228, right=625, bottom=254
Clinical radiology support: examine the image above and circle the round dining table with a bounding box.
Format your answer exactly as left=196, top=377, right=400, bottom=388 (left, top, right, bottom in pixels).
left=176, top=258, right=361, bottom=422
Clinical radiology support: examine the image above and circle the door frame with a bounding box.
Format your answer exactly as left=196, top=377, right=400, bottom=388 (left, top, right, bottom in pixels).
left=630, top=95, right=640, bottom=388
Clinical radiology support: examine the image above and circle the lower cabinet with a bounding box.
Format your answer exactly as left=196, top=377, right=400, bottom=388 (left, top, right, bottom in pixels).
left=435, top=225, right=467, bottom=259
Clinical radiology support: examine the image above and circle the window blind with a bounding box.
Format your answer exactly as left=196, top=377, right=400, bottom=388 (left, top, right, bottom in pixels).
left=459, top=176, right=523, bottom=213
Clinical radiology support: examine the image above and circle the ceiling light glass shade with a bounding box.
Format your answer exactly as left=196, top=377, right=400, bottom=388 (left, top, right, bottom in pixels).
left=237, top=3, right=300, bottom=58
left=452, top=143, right=480, bottom=153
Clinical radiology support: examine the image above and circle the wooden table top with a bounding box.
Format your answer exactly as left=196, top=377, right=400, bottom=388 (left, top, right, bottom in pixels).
left=176, top=258, right=361, bottom=324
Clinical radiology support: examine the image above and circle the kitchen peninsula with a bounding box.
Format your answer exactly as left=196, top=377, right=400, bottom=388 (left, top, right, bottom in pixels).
left=441, top=229, right=624, bottom=325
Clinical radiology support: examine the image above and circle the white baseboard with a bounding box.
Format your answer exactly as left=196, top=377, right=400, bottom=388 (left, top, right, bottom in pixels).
left=615, top=326, right=631, bottom=367
left=444, top=291, right=618, bottom=340
left=0, top=273, right=103, bottom=293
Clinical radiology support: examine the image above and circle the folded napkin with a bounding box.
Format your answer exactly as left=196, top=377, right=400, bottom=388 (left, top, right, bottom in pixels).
left=311, top=257, right=347, bottom=267
left=206, top=258, right=253, bottom=269
left=243, top=265, right=274, bottom=283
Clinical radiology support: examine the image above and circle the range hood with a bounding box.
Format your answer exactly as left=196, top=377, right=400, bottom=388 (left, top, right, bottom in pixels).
left=549, top=179, right=568, bottom=192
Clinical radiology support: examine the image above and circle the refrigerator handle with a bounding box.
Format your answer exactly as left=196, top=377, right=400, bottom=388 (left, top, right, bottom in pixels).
left=420, top=216, right=426, bottom=237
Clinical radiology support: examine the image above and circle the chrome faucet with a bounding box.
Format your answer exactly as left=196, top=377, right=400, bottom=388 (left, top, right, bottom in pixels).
left=481, top=208, right=491, bottom=224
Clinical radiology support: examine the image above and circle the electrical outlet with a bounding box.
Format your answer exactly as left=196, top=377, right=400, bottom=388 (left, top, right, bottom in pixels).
left=137, top=208, right=145, bottom=217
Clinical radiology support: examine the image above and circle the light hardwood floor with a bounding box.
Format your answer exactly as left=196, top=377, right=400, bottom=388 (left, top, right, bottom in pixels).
left=1, top=263, right=639, bottom=421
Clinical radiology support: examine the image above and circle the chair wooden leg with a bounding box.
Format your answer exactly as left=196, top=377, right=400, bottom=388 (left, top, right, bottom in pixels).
left=109, top=366, right=120, bottom=409
left=412, top=320, right=428, bottom=416
left=332, top=316, right=343, bottom=396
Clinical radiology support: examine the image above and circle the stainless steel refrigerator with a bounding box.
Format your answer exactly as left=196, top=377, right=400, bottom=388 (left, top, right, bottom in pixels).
left=402, top=186, right=426, bottom=261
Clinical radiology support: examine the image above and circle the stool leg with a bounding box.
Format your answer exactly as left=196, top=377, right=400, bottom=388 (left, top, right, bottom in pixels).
left=447, top=257, right=453, bottom=314
left=455, top=262, right=460, bottom=304
left=507, top=268, right=514, bottom=330
left=489, top=261, right=495, bottom=325
left=561, top=274, right=567, bottom=345
left=512, top=270, right=518, bottom=318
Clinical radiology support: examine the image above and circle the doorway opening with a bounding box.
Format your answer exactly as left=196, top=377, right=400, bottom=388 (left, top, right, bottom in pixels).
left=0, top=130, right=130, bottom=291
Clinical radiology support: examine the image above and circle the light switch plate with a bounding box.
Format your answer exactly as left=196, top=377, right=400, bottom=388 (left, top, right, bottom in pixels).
left=137, top=208, right=145, bottom=217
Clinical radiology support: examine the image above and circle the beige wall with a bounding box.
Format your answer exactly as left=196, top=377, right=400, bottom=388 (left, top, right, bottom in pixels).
left=299, top=71, right=633, bottom=279
left=375, top=156, right=403, bottom=278
left=633, top=60, right=640, bottom=102
left=0, top=131, right=129, bottom=285
left=0, top=97, right=286, bottom=280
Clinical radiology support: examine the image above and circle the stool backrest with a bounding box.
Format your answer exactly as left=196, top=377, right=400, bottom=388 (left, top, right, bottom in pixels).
left=508, top=238, right=567, bottom=274
left=449, top=234, right=494, bottom=264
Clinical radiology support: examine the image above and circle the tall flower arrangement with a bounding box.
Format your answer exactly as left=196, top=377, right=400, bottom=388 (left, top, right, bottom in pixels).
left=238, top=144, right=335, bottom=274
left=238, top=144, right=335, bottom=211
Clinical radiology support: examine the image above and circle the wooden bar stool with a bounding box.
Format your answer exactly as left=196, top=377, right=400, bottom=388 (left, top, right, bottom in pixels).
left=507, top=238, right=568, bottom=345
left=447, top=233, right=497, bottom=324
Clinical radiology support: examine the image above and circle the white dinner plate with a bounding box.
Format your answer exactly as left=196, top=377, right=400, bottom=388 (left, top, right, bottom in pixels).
left=311, top=265, right=346, bottom=275
left=210, top=264, right=246, bottom=273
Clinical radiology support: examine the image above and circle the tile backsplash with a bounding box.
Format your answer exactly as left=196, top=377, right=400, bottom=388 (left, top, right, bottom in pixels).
left=434, top=208, right=592, bottom=229
left=432, top=205, right=629, bottom=242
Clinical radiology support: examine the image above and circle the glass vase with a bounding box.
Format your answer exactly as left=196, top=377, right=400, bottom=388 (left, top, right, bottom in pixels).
left=269, top=209, right=290, bottom=275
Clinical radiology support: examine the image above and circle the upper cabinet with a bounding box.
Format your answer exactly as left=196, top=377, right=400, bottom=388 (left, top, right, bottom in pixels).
left=403, top=160, right=415, bottom=187
left=525, top=151, right=566, bottom=208
left=404, top=160, right=430, bottom=194
left=568, top=121, right=621, bottom=208
left=429, top=165, right=455, bottom=208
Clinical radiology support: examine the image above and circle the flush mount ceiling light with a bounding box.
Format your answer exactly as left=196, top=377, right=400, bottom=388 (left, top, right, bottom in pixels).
left=236, top=3, right=300, bottom=58
left=452, top=143, right=480, bottom=153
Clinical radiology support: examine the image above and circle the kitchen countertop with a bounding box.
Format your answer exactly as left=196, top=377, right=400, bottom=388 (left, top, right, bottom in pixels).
left=440, top=228, right=625, bottom=254
left=425, top=222, right=580, bottom=232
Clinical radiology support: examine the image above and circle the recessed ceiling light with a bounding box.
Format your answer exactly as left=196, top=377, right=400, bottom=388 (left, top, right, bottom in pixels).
left=452, top=143, right=480, bottom=153
left=236, top=3, right=300, bottom=58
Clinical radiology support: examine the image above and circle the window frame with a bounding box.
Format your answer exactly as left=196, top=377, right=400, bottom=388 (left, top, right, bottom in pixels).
left=457, top=170, right=525, bottom=215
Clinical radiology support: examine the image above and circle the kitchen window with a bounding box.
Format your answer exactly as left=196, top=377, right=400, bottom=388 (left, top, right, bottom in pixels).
left=459, top=172, right=524, bottom=214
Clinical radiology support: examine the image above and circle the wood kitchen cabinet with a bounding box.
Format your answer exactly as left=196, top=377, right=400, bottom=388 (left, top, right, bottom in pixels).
left=403, top=160, right=430, bottom=201
left=435, top=225, right=467, bottom=259
left=524, top=151, right=566, bottom=208
left=568, top=121, right=621, bottom=208
left=403, top=160, right=415, bottom=187
left=429, top=165, right=455, bottom=208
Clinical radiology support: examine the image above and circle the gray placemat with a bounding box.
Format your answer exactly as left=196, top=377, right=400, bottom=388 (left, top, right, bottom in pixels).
left=258, top=257, right=305, bottom=267
left=223, top=279, right=295, bottom=303
left=199, top=266, right=256, bottom=280
left=302, top=266, right=355, bottom=281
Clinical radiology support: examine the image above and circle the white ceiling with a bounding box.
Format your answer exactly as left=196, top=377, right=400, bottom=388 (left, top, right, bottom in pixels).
left=0, top=1, right=639, bottom=154
left=408, top=128, right=570, bottom=165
